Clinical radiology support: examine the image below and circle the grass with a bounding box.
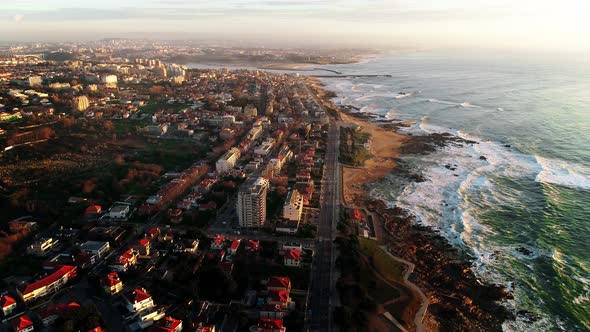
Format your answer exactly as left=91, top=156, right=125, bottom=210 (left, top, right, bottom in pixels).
left=339, top=126, right=372, bottom=167
left=139, top=101, right=189, bottom=115
left=358, top=260, right=401, bottom=303
left=358, top=237, right=406, bottom=283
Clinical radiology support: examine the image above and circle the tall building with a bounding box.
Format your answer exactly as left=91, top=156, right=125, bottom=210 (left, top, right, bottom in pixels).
left=72, top=95, right=90, bottom=111
left=237, top=177, right=269, bottom=228
left=282, top=190, right=303, bottom=222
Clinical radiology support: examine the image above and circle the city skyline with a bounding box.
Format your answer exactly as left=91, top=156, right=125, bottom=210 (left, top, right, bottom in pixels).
left=1, top=0, right=589, bottom=52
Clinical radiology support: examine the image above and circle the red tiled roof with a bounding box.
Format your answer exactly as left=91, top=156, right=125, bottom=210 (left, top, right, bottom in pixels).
left=267, top=276, right=291, bottom=289
left=134, top=288, right=151, bottom=303
left=137, top=239, right=150, bottom=246
left=147, top=228, right=161, bottom=237
left=149, top=316, right=182, bottom=332
left=246, top=240, right=260, bottom=251
left=89, top=327, right=107, bottom=332
left=38, top=302, right=80, bottom=319
left=86, top=205, right=102, bottom=213
left=103, top=272, right=122, bottom=287
left=352, top=209, right=363, bottom=221
left=285, top=249, right=301, bottom=261
left=19, top=265, right=76, bottom=296
left=258, top=318, right=284, bottom=330
left=1, top=294, right=16, bottom=308
left=213, top=235, right=224, bottom=245
left=230, top=239, right=240, bottom=251
left=268, top=289, right=289, bottom=303
left=11, top=315, right=33, bottom=331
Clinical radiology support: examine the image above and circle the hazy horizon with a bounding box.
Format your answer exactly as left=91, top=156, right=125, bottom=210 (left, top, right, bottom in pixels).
left=1, top=0, right=589, bottom=53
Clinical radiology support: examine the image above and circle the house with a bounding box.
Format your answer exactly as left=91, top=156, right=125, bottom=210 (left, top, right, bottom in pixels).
left=256, top=318, right=286, bottom=332
left=283, top=249, right=301, bottom=267
left=228, top=239, right=241, bottom=255
left=266, top=277, right=291, bottom=292
left=110, top=249, right=139, bottom=272
left=18, top=265, right=77, bottom=302
left=102, top=272, right=123, bottom=296
left=159, top=230, right=175, bottom=243
left=38, top=302, right=80, bottom=327
left=245, top=240, right=260, bottom=252
left=173, top=239, right=199, bottom=254
left=27, top=238, right=58, bottom=256
left=79, top=241, right=110, bottom=258
left=275, top=220, right=299, bottom=235
left=195, top=325, right=215, bottom=332
left=211, top=235, right=225, bottom=250
left=132, top=239, right=151, bottom=256
left=149, top=316, right=183, bottom=332
left=266, top=290, right=291, bottom=310
left=107, top=203, right=131, bottom=219
left=282, top=243, right=302, bottom=252
left=146, top=228, right=161, bottom=240
left=85, top=205, right=102, bottom=215
left=125, top=288, right=154, bottom=313
left=1, top=294, right=17, bottom=317
left=10, top=315, right=34, bottom=332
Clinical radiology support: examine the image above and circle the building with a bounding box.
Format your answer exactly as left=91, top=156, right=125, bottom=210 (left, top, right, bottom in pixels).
left=244, top=104, right=258, bottom=118
left=125, top=288, right=154, bottom=313
left=275, top=220, right=299, bottom=235
left=18, top=265, right=77, bottom=302
left=102, top=272, right=123, bottom=296
left=10, top=315, right=34, bottom=332
left=216, top=147, right=241, bottom=173
left=110, top=249, right=139, bottom=272
left=228, top=239, right=241, bottom=255
left=237, top=177, right=269, bottom=228
left=149, top=316, right=183, bottom=332
left=132, top=239, right=151, bottom=256
left=100, top=75, right=118, bottom=84
left=72, top=95, right=89, bottom=111
left=257, top=318, right=286, bottom=332
left=28, top=76, right=42, bottom=87
left=283, top=249, right=301, bottom=267
left=107, top=203, right=131, bottom=219
left=1, top=294, right=17, bottom=317
left=266, top=276, right=291, bottom=292
left=38, top=302, right=80, bottom=327
left=80, top=241, right=110, bottom=258
left=0, top=112, right=22, bottom=122
left=27, top=238, right=58, bottom=256
left=282, top=190, right=303, bottom=222
left=210, top=235, right=225, bottom=250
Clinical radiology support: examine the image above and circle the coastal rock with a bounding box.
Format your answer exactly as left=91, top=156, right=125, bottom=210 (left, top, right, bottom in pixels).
left=479, top=156, right=487, bottom=160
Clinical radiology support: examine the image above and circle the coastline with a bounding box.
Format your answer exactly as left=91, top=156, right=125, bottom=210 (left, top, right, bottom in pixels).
left=320, top=88, right=512, bottom=330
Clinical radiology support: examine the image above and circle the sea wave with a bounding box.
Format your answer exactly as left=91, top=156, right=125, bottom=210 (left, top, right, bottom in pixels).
left=534, top=156, right=590, bottom=190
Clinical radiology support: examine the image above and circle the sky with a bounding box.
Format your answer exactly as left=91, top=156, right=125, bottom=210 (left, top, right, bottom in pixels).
left=1, top=0, right=589, bottom=52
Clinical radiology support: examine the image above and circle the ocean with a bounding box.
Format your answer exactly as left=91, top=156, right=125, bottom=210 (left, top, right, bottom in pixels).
left=312, top=50, right=590, bottom=331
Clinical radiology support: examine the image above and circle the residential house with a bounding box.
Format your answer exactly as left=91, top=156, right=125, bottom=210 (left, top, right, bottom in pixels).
left=283, top=249, right=301, bottom=267
left=132, top=239, right=151, bottom=256
left=10, top=315, right=35, bottom=332
left=79, top=241, right=110, bottom=258
left=102, top=272, right=123, bottom=296
left=256, top=318, right=286, bottom=332
left=149, top=316, right=183, bottom=332
left=211, top=235, right=225, bottom=250
left=266, top=277, right=291, bottom=293
left=37, top=302, right=80, bottom=327
left=1, top=294, right=17, bottom=317
left=110, top=249, right=139, bottom=272
left=124, top=288, right=154, bottom=313
left=27, top=238, right=58, bottom=256
left=228, top=240, right=241, bottom=255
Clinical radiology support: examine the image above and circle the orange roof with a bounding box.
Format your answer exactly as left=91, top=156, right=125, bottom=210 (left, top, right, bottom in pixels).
left=19, top=265, right=76, bottom=296
left=213, top=235, right=224, bottom=245
left=352, top=209, right=363, bottom=220
left=230, top=239, right=240, bottom=251
left=130, top=288, right=151, bottom=303
left=268, top=289, right=289, bottom=303
left=86, top=205, right=102, bottom=213
left=103, top=272, right=122, bottom=287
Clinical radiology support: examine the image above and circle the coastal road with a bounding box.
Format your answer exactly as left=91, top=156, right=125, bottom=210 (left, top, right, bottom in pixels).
left=309, top=121, right=340, bottom=331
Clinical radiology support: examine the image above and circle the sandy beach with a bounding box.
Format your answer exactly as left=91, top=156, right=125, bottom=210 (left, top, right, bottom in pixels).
left=339, top=112, right=406, bottom=206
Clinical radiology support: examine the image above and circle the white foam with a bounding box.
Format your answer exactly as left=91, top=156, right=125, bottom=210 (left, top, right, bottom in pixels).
left=535, top=156, right=590, bottom=190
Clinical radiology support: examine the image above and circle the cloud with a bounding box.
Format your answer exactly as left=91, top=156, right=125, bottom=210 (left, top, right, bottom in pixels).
left=13, top=14, right=25, bottom=22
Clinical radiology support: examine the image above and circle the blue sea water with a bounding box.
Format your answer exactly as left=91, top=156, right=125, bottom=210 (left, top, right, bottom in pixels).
left=314, top=50, right=590, bottom=331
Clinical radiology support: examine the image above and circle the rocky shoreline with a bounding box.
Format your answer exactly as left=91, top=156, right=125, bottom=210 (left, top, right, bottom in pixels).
left=338, top=107, right=513, bottom=331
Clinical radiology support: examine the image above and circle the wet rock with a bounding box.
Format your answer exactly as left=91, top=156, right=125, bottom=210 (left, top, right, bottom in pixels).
left=479, top=156, right=487, bottom=160
left=516, top=246, right=533, bottom=256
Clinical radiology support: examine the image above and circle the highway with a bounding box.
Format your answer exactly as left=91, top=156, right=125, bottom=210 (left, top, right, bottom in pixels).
left=309, top=121, right=339, bottom=331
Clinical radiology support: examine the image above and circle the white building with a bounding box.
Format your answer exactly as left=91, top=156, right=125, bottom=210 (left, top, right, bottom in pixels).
left=124, top=288, right=154, bottom=313
left=216, top=147, right=241, bottom=173
left=80, top=241, right=110, bottom=258
left=237, top=177, right=269, bottom=228
left=28, top=76, right=42, bottom=87
left=107, top=204, right=131, bottom=219
left=100, top=75, right=118, bottom=84
left=282, top=190, right=303, bottom=222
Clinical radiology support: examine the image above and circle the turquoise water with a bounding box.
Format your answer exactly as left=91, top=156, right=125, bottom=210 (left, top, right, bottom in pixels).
left=316, top=51, right=590, bottom=331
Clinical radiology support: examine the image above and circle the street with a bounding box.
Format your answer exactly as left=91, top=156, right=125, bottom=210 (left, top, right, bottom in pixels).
left=309, top=121, right=339, bottom=331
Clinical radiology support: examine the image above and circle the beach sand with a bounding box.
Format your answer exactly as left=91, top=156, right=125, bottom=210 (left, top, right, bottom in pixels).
left=340, top=111, right=406, bottom=206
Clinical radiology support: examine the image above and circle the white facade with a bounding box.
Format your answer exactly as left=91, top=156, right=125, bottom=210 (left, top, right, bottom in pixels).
left=80, top=241, right=110, bottom=258
left=237, top=177, right=269, bottom=228
left=216, top=147, right=241, bottom=173
left=282, top=190, right=303, bottom=222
